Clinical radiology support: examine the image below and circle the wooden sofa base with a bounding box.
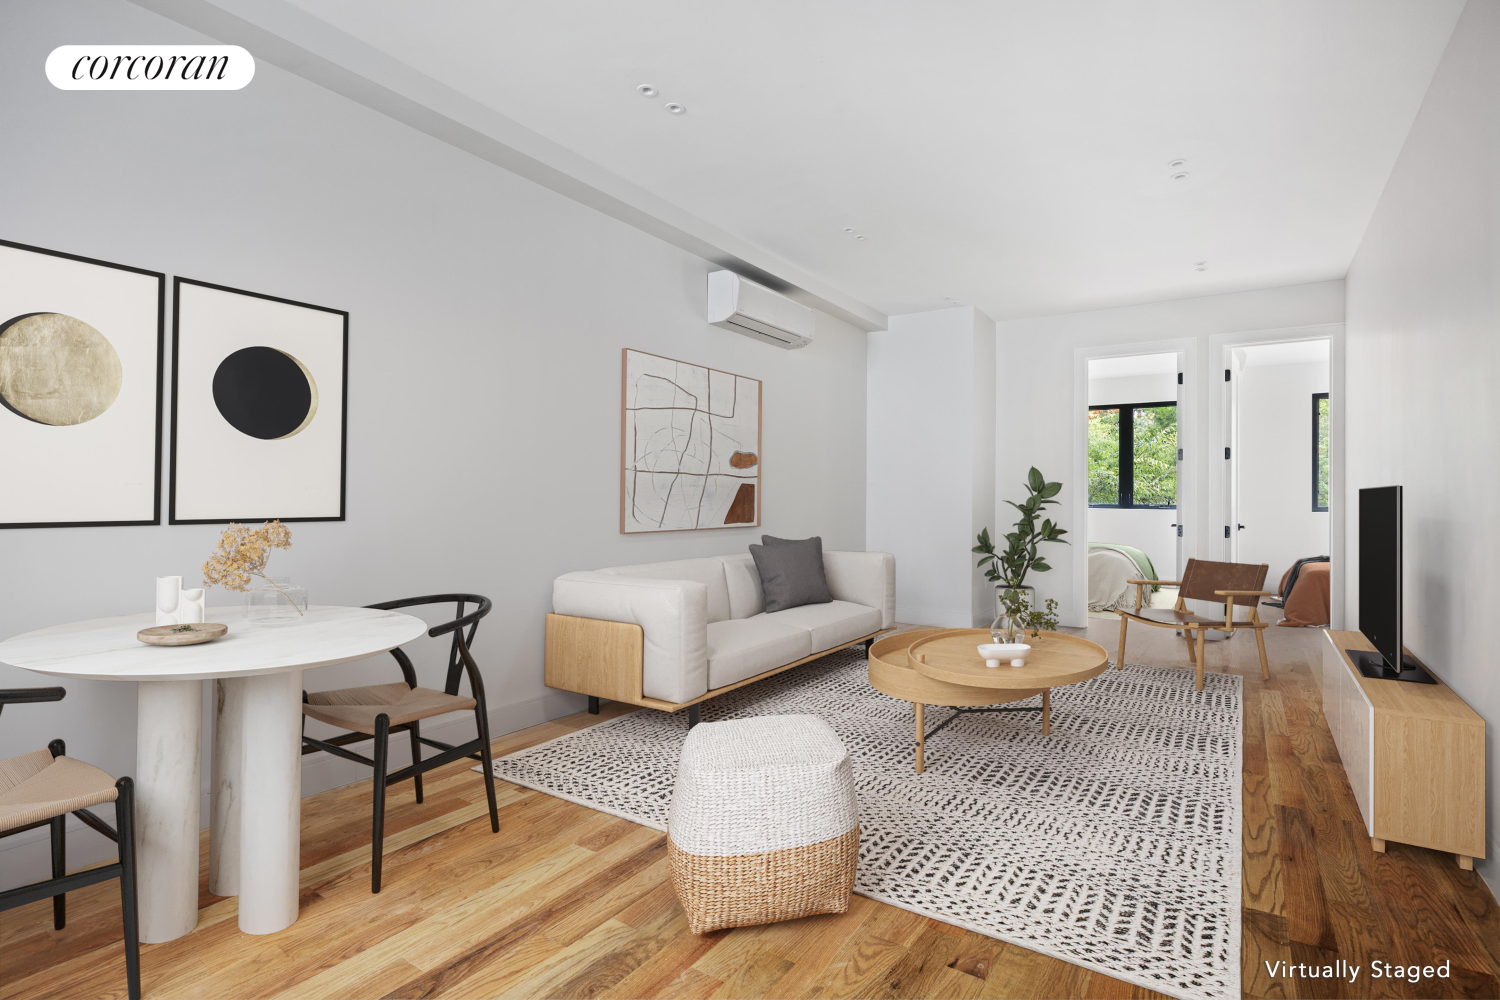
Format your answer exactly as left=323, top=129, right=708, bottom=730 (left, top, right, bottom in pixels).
left=544, top=612, right=891, bottom=713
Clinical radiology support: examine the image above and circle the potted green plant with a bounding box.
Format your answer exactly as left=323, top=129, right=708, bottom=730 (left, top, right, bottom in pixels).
left=974, top=467, right=1068, bottom=638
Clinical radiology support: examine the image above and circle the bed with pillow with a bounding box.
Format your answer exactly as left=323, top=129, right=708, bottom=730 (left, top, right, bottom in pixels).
left=1088, top=542, right=1160, bottom=611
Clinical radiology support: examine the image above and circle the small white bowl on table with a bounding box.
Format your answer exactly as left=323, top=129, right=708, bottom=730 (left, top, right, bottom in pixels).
left=977, top=642, right=1031, bottom=667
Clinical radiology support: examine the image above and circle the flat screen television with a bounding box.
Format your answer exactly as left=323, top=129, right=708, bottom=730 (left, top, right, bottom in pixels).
left=1350, top=485, right=1434, bottom=682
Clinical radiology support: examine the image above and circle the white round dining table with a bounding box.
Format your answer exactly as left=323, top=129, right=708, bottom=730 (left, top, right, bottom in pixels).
left=0, top=604, right=426, bottom=942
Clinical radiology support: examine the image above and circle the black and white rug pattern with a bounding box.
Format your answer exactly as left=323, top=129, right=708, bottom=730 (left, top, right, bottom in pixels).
left=486, top=649, right=1242, bottom=1000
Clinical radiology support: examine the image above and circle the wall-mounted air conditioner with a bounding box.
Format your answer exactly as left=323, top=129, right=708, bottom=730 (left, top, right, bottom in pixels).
left=707, top=270, right=814, bottom=350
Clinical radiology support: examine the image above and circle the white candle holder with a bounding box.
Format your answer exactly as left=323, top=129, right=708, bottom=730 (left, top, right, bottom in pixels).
left=156, top=576, right=206, bottom=626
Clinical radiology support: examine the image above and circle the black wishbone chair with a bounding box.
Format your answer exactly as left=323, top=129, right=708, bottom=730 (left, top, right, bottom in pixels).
left=0, top=688, right=140, bottom=1000
left=299, top=594, right=499, bottom=892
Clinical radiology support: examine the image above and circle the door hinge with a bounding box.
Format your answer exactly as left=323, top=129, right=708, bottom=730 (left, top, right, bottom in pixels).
left=1224, top=368, right=1231, bottom=381
left=1177, top=447, right=1183, bottom=461
left=1177, top=372, right=1183, bottom=385
left=1172, top=523, right=1183, bottom=537
left=1224, top=447, right=1231, bottom=459
left=1224, top=525, right=1231, bottom=538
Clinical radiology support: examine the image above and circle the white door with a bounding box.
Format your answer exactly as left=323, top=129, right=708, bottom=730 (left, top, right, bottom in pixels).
left=1173, top=361, right=1185, bottom=577
left=1225, top=355, right=1241, bottom=561
left=1231, top=341, right=1332, bottom=586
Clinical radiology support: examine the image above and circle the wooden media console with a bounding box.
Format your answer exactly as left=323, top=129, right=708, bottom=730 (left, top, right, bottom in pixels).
left=1321, top=630, right=1485, bottom=869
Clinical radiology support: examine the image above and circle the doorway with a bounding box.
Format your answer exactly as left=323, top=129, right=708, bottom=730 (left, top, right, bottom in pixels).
left=1225, top=339, right=1331, bottom=617
left=1084, top=352, right=1183, bottom=618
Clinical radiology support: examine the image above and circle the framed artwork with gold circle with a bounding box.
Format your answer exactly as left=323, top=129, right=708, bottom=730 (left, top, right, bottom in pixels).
left=0, top=239, right=165, bottom=528
left=170, top=277, right=347, bottom=524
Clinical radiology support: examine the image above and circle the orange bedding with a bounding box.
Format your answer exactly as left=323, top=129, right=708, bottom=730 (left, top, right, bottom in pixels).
left=1277, top=560, right=1330, bottom=627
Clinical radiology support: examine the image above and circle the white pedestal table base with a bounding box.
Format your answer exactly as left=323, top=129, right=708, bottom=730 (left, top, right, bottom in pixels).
left=209, top=678, right=243, bottom=897
left=211, top=670, right=305, bottom=935
left=135, top=680, right=201, bottom=944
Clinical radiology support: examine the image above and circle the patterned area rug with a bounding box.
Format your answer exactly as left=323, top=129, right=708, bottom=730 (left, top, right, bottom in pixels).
left=486, top=649, right=1242, bottom=1000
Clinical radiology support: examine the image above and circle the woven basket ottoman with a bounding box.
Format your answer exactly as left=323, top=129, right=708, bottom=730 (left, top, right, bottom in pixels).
left=667, top=714, right=859, bottom=934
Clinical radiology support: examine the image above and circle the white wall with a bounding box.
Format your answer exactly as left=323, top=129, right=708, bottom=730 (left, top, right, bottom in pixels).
left=1087, top=509, right=1178, bottom=584
left=867, top=306, right=996, bottom=627
left=1087, top=373, right=1177, bottom=406
left=1235, top=359, right=1330, bottom=591
left=0, top=0, right=868, bottom=885
left=998, top=280, right=1345, bottom=625
left=970, top=310, right=998, bottom=624
left=1343, top=0, right=1500, bottom=893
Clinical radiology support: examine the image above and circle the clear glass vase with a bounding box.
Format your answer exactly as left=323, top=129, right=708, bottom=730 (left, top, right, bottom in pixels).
left=244, top=576, right=308, bottom=625
left=991, top=585, right=1035, bottom=643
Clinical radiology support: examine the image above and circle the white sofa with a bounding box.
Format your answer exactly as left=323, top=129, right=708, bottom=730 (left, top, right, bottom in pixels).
left=545, top=550, right=895, bottom=711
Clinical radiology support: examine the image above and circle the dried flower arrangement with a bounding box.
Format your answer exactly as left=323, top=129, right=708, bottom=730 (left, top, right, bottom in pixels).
left=201, top=520, right=301, bottom=615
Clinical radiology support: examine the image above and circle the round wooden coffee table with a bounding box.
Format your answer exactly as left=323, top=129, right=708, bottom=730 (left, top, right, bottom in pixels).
left=868, top=628, right=1109, bottom=772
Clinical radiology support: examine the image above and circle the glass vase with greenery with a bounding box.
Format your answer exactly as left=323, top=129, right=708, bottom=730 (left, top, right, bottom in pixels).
left=991, top=590, right=1062, bottom=643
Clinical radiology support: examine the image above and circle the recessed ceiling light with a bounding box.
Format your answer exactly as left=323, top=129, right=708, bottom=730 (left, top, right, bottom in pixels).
left=1172, top=171, right=1190, bottom=181
left=1168, top=158, right=1186, bottom=168
left=664, top=102, right=686, bottom=114
left=854, top=234, right=867, bottom=241
left=637, top=84, right=657, bottom=97
left=842, top=227, right=855, bottom=233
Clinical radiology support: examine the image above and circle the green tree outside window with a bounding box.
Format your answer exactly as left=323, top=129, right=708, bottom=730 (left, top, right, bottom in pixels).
left=1088, top=403, right=1176, bottom=507
left=1133, top=406, right=1177, bottom=506
left=1314, top=393, right=1330, bottom=510
left=1088, top=409, right=1119, bottom=504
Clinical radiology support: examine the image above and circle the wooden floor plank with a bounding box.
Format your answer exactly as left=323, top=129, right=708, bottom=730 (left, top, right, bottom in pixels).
left=1241, top=907, right=1292, bottom=999
left=600, top=887, right=725, bottom=999
left=751, top=897, right=884, bottom=999
left=1244, top=766, right=1286, bottom=915
left=1, top=621, right=1494, bottom=1000
left=778, top=904, right=921, bottom=999
left=875, top=923, right=988, bottom=1000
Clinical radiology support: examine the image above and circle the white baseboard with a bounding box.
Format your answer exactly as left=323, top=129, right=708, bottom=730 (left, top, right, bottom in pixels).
left=0, top=690, right=587, bottom=891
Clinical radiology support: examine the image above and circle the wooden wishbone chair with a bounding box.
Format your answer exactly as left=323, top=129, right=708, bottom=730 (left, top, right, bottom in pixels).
left=300, top=594, right=499, bottom=893
left=0, top=688, right=140, bottom=1000
left=1114, top=558, right=1276, bottom=690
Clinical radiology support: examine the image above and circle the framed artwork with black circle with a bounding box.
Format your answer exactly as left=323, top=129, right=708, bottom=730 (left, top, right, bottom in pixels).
left=0, top=239, right=165, bottom=528
left=170, top=278, right=347, bottom=523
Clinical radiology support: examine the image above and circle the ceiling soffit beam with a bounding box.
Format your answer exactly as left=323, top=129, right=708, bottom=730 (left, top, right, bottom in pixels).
left=127, top=0, right=888, bottom=332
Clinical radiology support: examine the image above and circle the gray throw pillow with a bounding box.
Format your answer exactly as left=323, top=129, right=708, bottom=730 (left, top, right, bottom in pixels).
left=749, top=535, right=833, bottom=613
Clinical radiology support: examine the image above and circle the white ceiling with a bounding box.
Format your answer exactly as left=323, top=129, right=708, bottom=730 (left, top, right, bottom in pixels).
left=283, top=0, right=1462, bottom=322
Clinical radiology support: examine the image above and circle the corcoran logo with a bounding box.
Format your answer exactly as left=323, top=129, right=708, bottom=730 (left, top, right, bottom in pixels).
left=46, top=45, right=255, bottom=90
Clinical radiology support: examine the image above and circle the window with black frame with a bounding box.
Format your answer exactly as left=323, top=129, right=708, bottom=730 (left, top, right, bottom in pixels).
left=1313, top=392, right=1330, bottom=511
left=1088, top=402, right=1177, bottom=508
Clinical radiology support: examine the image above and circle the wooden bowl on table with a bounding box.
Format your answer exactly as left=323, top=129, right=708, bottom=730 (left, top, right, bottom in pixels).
left=137, top=623, right=229, bottom=647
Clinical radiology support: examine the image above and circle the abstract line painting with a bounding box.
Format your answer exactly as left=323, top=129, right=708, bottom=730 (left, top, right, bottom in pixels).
left=621, top=349, right=760, bottom=533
